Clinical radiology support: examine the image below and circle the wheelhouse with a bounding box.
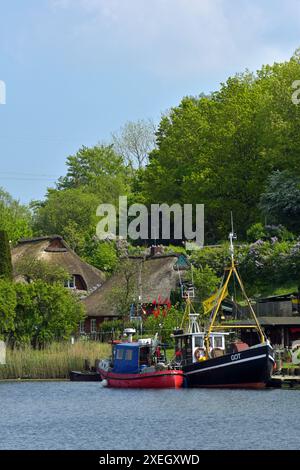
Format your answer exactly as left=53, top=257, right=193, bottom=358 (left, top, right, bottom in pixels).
left=173, top=331, right=228, bottom=365
left=111, top=339, right=163, bottom=374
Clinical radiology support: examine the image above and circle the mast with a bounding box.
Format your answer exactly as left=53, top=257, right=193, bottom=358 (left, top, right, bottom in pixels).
left=204, top=215, right=266, bottom=358
left=229, top=211, right=236, bottom=267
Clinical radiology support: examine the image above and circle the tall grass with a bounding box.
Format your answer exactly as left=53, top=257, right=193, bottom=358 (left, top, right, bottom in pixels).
left=0, top=341, right=111, bottom=380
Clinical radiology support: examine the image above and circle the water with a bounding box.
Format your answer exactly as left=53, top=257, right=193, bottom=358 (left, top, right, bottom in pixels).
left=0, top=381, right=299, bottom=450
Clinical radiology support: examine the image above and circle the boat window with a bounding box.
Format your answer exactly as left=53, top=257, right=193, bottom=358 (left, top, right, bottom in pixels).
left=125, top=349, right=133, bottom=361
left=194, top=336, right=203, bottom=348
left=139, top=347, right=150, bottom=365
left=214, top=336, right=223, bottom=348
left=116, top=349, right=123, bottom=360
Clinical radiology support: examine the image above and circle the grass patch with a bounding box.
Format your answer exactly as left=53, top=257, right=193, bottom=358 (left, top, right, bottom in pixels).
left=0, top=341, right=111, bottom=380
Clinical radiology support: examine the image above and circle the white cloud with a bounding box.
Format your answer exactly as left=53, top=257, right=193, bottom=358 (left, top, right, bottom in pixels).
left=47, top=0, right=297, bottom=79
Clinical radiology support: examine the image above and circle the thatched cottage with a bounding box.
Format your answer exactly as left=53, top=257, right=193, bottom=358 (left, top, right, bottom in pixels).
left=82, top=253, right=190, bottom=335
left=12, top=236, right=105, bottom=293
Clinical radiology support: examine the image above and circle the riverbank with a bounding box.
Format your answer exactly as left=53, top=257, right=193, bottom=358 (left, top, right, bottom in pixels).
left=0, top=341, right=110, bottom=380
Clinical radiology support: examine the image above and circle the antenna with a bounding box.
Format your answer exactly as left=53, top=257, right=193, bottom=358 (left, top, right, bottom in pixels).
left=229, top=211, right=237, bottom=264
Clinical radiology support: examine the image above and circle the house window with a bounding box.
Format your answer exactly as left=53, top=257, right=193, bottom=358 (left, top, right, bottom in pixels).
left=79, top=321, right=85, bottom=334
left=64, top=276, right=76, bottom=289
left=90, top=319, right=97, bottom=334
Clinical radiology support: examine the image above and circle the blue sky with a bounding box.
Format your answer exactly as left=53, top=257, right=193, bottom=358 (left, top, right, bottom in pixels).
left=0, top=0, right=299, bottom=203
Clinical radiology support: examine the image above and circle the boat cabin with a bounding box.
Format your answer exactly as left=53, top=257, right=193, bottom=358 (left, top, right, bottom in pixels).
left=173, top=331, right=228, bottom=365
left=112, top=340, right=164, bottom=374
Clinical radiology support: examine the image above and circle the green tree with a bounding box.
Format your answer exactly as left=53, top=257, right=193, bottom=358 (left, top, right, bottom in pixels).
left=56, top=144, right=131, bottom=195
left=0, top=188, right=32, bottom=245
left=32, top=144, right=132, bottom=258
left=0, top=230, right=13, bottom=280
left=32, top=188, right=100, bottom=254
left=13, top=282, right=86, bottom=347
left=139, top=52, right=300, bottom=240
left=190, top=266, right=221, bottom=305
left=259, top=171, right=300, bottom=232
left=111, top=259, right=139, bottom=318
left=85, top=241, right=119, bottom=274
left=0, top=279, right=16, bottom=339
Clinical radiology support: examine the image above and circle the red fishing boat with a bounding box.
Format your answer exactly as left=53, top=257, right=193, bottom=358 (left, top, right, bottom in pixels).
left=99, top=337, right=184, bottom=389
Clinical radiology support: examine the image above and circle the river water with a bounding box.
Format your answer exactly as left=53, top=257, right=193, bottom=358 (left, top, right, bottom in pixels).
left=0, top=381, right=299, bottom=450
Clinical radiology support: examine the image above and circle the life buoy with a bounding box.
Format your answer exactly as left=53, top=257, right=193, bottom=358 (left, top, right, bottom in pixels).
left=194, top=347, right=205, bottom=361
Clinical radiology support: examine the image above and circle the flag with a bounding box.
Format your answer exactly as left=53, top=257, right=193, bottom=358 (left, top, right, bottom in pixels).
left=203, top=287, right=228, bottom=316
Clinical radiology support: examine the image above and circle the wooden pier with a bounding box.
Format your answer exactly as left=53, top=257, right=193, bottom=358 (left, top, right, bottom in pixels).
left=268, top=374, right=300, bottom=389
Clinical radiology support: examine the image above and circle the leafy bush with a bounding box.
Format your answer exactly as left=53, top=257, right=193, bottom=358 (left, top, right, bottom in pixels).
left=190, top=244, right=231, bottom=277
left=246, top=223, right=267, bottom=243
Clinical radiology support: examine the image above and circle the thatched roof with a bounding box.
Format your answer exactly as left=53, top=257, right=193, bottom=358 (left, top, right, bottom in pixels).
left=83, top=254, right=188, bottom=318
left=12, top=236, right=105, bottom=291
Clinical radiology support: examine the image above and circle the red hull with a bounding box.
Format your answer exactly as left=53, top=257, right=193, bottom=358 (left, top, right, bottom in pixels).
left=99, top=369, right=184, bottom=389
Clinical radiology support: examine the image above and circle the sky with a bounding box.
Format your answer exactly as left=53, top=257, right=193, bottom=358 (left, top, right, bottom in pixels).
left=0, top=0, right=299, bottom=204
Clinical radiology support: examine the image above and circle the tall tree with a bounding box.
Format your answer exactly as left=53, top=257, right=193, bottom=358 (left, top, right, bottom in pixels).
left=259, top=171, right=300, bottom=232
left=13, top=281, right=85, bottom=347
left=112, top=119, right=156, bottom=171
left=139, top=52, right=300, bottom=240
left=0, top=188, right=32, bottom=245
left=0, top=230, right=13, bottom=281
left=56, top=144, right=130, bottom=194
left=0, top=279, right=16, bottom=340
left=32, top=144, right=131, bottom=256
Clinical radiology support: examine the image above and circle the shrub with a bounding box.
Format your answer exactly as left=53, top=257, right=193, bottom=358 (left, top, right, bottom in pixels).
left=246, top=223, right=267, bottom=243
left=190, top=244, right=230, bottom=276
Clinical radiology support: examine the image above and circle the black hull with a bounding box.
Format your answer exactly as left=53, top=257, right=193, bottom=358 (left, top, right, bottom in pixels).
left=183, top=343, right=274, bottom=389
left=69, top=371, right=102, bottom=382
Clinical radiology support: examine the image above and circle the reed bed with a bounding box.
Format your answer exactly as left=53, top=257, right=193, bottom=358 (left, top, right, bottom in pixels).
left=0, top=341, right=111, bottom=380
